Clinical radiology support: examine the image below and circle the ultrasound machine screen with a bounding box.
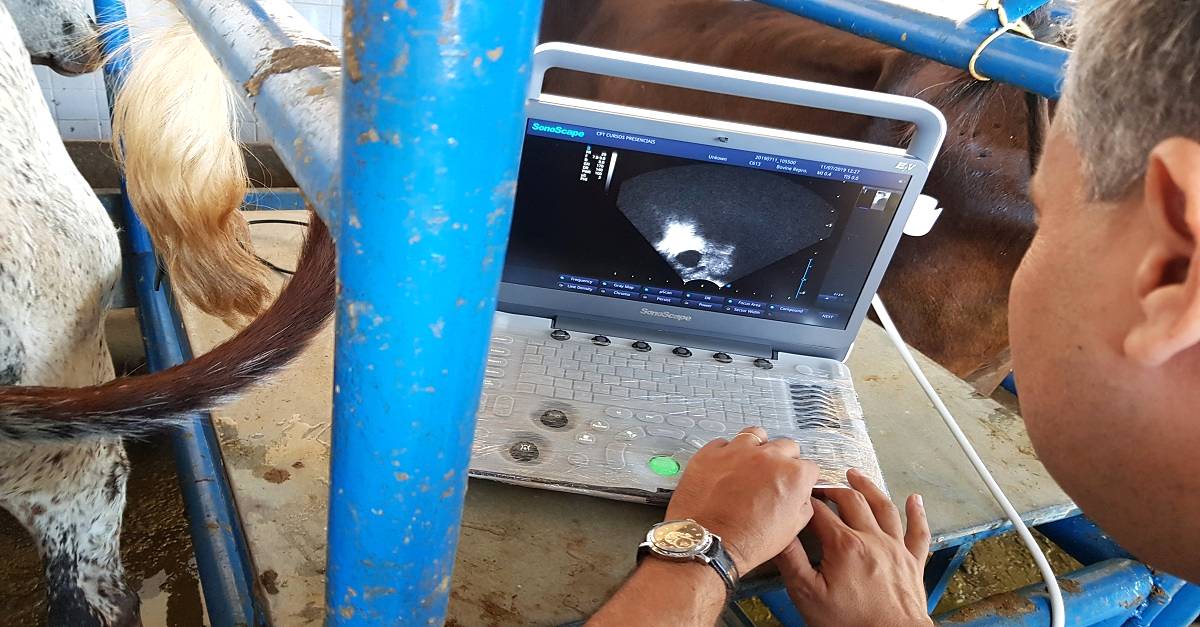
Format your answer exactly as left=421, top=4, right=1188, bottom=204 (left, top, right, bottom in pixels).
left=504, top=118, right=913, bottom=331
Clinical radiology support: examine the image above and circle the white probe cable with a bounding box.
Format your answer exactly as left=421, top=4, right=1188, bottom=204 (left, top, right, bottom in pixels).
left=871, top=295, right=1065, bottom=627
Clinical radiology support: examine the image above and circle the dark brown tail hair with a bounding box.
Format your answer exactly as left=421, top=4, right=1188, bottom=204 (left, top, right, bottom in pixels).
left=0, top=212, right=334, bottom=441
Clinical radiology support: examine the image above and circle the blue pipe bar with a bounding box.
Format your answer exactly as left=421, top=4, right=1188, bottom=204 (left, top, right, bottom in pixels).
left=934, top=559, right=1153, bottom=626
left=1147, top=583, right=1200, bottom=626
left=760, top=588, right=806, bottom=627
left=925, top=543, right=975, bottom=613
left=756, top=0, right=1069, bottom=98
left=93, top=2, right=267, bottom=624
left=122, top=226, right=268, bottom=627
left=1129, top=574, right=1188, bottom=626
left=245, top=189, right=308, bottom=211
left=326, top=0, right=544, bottom=623
left=963, top=0, right=1053, bottom=25
left=1038, top=515, right=1132, bottom=566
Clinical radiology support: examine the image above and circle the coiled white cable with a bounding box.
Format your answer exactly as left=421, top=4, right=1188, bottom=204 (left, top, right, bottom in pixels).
left=871, top=295, right=1064, bottom=627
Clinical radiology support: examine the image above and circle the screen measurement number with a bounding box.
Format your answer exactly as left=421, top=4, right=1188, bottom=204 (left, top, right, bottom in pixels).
left=818, top=164, right=862, bottom=181
left=580, top=145, right=610, bottom=182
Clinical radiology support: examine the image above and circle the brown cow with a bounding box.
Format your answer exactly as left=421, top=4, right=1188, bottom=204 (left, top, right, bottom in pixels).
left=540, top=0, right=1064, bottom=390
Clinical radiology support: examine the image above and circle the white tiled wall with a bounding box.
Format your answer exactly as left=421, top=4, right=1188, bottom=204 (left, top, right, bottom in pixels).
left=36, top=0, right=343, bottom=143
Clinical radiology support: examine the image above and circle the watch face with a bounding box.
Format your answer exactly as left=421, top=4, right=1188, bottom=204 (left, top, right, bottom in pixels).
left=651, top=520, right=710, bottom=555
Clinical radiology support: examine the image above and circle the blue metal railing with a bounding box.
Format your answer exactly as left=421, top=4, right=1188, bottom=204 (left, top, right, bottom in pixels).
left=114, top=202, right=269, bottom=626
left=1038, top=515, right=1200, bottom=626
left=326, top=0, right=544, bottom=623
left=92, top=3, right=268, bottom=624
left=1148, top=584, right=1200, bottom=626
left=935, top=559, right=1154, bottom=626
left=756, top=0, right=1068, bottom=98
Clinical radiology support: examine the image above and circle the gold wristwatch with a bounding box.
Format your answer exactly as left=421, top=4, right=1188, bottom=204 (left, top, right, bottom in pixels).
left=637, top=519, right=740, bottom=592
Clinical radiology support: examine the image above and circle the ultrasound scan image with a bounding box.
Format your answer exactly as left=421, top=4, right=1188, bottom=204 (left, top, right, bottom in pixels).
left=616, top=165, right=837, bottom=286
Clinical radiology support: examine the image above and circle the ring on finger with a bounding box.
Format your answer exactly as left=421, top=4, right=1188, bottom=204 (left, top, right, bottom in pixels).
left=732, top=431, right=765, bottom=445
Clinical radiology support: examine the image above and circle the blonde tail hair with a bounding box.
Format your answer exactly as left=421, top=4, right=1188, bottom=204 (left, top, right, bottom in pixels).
left=112, top=20, right=270, bottom=325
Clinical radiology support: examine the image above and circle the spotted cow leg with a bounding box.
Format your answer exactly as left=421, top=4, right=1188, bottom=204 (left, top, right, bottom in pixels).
left=0, top=439, right=140, bottom=627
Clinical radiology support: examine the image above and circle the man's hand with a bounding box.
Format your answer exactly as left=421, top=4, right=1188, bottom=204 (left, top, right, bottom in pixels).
left=588, top=427, right=818, bottom=626
left=775, top=469, right=933, bottom=627
left=665, top=426, right=821, bottom=574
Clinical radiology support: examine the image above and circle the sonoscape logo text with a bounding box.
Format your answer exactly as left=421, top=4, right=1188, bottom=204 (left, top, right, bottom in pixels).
left=531, top=122, right=586, bottom=139
left=640, top=308, right=692, bottom=322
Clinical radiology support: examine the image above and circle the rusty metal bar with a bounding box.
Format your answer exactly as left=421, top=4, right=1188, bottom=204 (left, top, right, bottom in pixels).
left=172, top=0, right=340, bottom=224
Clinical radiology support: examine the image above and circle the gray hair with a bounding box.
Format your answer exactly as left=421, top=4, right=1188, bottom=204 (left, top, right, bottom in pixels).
left=1063, top=0, right=1200, bottom=200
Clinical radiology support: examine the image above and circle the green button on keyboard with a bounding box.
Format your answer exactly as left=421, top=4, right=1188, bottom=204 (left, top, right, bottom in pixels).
left=648, top=455, right=681, bottom=477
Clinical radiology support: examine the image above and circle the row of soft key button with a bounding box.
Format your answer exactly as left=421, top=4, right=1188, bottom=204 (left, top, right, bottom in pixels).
left=484, top=330, right=796, bottom=431
left=481, top=335, right=523, bottom=417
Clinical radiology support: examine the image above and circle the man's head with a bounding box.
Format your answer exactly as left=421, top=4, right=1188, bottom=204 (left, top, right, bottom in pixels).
left=1011, top=0, right=1200, bottom=579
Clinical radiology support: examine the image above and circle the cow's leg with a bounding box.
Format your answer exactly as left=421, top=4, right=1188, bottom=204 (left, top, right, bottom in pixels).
left=0, top=439, right=139, bottom=627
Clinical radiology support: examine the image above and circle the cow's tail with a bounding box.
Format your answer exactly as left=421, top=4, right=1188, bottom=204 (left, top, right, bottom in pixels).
left=111, top=18, right=271, bottom=325
left=0, top=15, right=341, bottom=442
left=0, top=212, right=335, bottom=441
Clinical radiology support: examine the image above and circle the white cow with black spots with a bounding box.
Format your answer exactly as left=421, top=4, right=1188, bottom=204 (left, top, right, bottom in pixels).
left=0, top=1, right=335, bottom=623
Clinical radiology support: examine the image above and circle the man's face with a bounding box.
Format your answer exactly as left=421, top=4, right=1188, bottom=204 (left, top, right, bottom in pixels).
left=1010, top=122, right=1200, bottom=578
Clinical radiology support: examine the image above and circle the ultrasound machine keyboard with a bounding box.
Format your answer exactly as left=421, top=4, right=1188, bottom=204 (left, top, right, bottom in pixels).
left=470, top=314, right=887, bottom=501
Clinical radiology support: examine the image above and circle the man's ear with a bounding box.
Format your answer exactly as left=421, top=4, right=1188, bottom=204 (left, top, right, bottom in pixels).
left=1125, top=138, right=1200, bottom=366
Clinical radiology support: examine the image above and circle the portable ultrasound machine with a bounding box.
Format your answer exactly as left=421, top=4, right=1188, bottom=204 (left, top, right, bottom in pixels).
left=468, top=43, right=948, bottom=505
